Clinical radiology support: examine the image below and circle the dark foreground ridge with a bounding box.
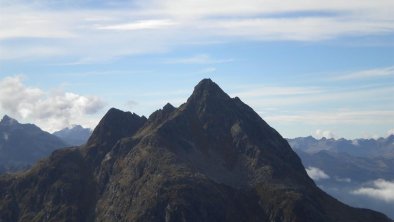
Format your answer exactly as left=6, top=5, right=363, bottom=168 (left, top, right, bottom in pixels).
left=0, top=79, right=391, bottom=222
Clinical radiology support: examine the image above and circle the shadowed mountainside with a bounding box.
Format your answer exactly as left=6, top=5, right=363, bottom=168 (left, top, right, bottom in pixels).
left=0, top=115, right=68, bottom=173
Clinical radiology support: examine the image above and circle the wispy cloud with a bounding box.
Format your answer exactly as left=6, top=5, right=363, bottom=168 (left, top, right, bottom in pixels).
left=306, top=166, right=330, bottom=180
left=333, top=66, right=394, bottom=80
left=314, top=129, right=336, bottom=139
left=233, top=86, right=322, bottom=97
left=335, top=177, right=351, bottom=183
left=96, top=19, right=177, bottom=31
left=163, top=54, right=233, bottom=64
left=352, top=179, right=394, bottom=202
left=237, top=83, right=394, bottom=107
left=265, top=110, right=394, bottom=125
left=1, top=0, right=393, bottom=61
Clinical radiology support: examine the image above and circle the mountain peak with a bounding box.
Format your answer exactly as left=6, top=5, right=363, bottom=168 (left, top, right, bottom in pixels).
left=186, top=79, right=230, bottom=108
left=87, top=108, right=146, bottom=147
left=193, top=78, right=227, bottom=96
left=53, top=125, right=92, bottom=146
left=83, top=107, right=147, bottom=167
left=163, top=102, right=175, bottom=112
left=70, top=124, right=83, bottom=130
left=0, top=115, right=19, bottom=126
left=195, top=78, right=215, bottom=87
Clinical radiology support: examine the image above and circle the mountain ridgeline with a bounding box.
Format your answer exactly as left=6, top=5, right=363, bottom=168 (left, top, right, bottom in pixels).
left=288, top=136, right=394, bottom=158
left=0, top=115, right=68, bottom=173
left=53, top=125, right=92, bottom=146
left=0, top=79, right=391, bottom=222
left=289, top=136, right=394, bottom=183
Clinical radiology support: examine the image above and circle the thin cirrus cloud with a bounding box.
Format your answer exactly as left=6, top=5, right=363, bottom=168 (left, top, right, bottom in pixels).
left=352, top=179, right=394, bottom=202
left=232, top=82, right=394, bottom=108
left=0, top=0, right=393, bottom=61
left=0, top=75, right=105, bottom=132
left=264, top=110, right=394, bottom=125
left=163, top=54, right=234, bottom=64
left=230, top=66, right=394, bottom=106
left=96, top=19, right=177, bottom=31
left=333, top=66, right=394, bottom=81
left=232, top=86, right=322, bottom=97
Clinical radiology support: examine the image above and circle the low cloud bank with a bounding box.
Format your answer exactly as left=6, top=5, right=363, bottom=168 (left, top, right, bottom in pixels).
left=352, top=179, right=394, bottom=202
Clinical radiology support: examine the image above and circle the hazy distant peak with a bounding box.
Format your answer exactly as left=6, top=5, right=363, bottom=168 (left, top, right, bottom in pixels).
left=0, top=115, right=19, bottom=126
left=69, top=124, right=83, bottom=129
left=53, top=124, right=93, bottom=146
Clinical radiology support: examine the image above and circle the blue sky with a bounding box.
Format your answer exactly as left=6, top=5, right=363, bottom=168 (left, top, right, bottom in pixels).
left=0, top=0, right=393, bottom=139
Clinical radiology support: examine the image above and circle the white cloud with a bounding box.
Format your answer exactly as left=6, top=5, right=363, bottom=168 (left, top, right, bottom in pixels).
left=351, top=139, right=359, bottom=146
left=96, top=19, right=177, bottom=31
left=142, top=0, right=394, bottom=27
left=387, top=129, right=394, bottom=136
left=352, top=179, right=394, bottom=202
left=0, top=0, right=393, bottom=61
left=306, top=166, right=330, bottom=180
left=334, top=66, right=394, bottom=80
left=314, top=129, right=336, bottom=139
left=0, top=76, right=105, bottom=132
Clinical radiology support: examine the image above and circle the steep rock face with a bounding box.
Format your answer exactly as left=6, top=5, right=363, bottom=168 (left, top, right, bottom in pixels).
left=0, top=79, right=391, bottom=222
left=86, top=108, right=147, bottom=148
left=0, top=148, right=96, bottom=221
left=0, top=115, right=67, bottom=173
left=83, top=108, right=147, bottom=168
left=161, top=79, right=309, bottom=187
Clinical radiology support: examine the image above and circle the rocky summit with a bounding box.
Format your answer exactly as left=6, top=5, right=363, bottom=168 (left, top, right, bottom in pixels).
left=0, top=79, right=391, bottom=222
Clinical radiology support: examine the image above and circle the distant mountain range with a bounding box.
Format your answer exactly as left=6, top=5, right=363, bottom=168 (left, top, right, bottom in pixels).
left=53, top=125, right=92, bottom=146
left=288, top=136, right=394, bottom=218
left=0, top=115, right=67, bottom=173
left=0, top=116, right=91, bottom=173
left=288, top=136, right=394, bottom=158
left=0, top=79, right=390, bottom=222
